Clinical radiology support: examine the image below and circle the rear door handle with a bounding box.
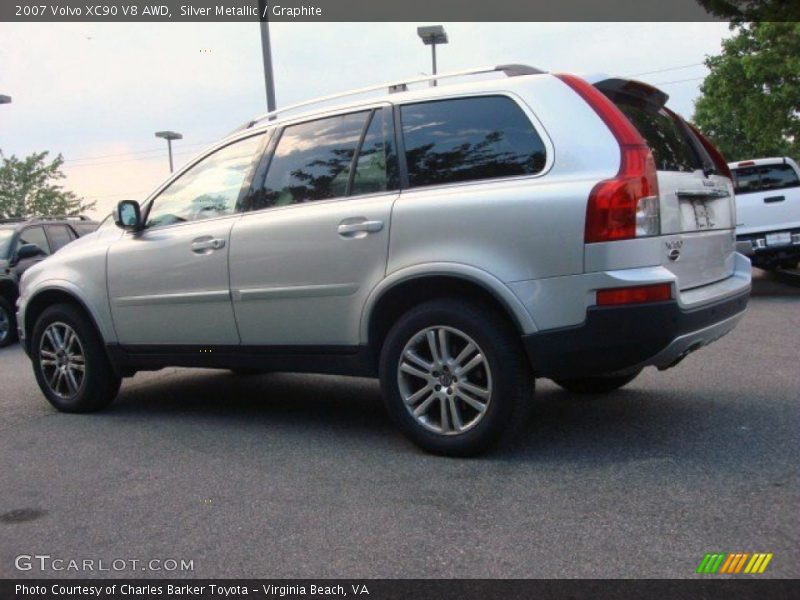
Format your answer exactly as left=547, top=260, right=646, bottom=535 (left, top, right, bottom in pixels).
left=337, top=219, right=384, bottom=236
left=764, top=195, right=785, bottom=204
left=191, top=237, right=226, bottom=253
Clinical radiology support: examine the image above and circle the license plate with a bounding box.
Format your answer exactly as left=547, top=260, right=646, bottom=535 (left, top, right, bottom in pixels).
left=766, top=232, right=791, bottom=246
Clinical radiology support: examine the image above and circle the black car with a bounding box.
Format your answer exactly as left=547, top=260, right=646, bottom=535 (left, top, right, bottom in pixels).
left=0, top=216, right=98, bottom=347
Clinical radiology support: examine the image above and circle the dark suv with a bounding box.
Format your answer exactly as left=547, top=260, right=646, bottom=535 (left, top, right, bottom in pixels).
left=0, top=216, right=98, bottom=347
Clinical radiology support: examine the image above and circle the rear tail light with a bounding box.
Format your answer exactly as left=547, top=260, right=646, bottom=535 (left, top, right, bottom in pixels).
left=685, top=121, right=733, bottom=179
left=596, top=283, right=672, bottom=306
left=556, top=73, right=660, bottom=243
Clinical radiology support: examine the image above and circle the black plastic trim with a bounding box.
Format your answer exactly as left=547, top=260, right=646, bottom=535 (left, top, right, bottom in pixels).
left=522, top=291, right=749, bottom=379
left=106, top=343, right=376, bottom=378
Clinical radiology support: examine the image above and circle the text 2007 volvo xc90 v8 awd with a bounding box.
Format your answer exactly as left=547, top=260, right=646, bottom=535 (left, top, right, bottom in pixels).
left=17, top=65, right=751, bottom=456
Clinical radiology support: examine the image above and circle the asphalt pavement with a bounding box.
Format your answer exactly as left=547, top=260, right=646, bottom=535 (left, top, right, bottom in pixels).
left=1, top=270, right=798, bottom=579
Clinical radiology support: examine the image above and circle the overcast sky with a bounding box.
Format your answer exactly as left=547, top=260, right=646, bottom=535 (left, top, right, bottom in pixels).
left=0, top=22, right=732, bottom=218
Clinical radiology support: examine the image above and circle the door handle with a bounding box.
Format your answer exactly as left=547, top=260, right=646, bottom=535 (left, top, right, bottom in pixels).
left=337, top=219, right=384, bottom=236
left=764, top=195, right=785, bottom=204
left=676, top=188, right=729, bottom=200
left=191, top=237, right=226, bottom=253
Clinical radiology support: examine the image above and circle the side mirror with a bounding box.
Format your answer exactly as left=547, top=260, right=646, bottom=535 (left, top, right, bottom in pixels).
left=15, top=243, right=45, bottom=262
left=115, top=200, right=143, bottom=231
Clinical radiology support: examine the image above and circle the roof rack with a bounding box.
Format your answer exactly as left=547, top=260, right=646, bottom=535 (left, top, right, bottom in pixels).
left=30, top=215, right=93, bottom=222
left=0, top=217, right=27, bottom=224
left=239, top=64, right=545, bottom=131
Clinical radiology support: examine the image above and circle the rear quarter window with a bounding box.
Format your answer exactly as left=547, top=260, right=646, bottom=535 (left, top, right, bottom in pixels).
left=400, top=96, right=547, bottom=188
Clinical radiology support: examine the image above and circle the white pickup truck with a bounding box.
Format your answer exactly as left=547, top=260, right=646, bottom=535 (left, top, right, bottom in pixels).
left=730, top=157, right=800, bottom=270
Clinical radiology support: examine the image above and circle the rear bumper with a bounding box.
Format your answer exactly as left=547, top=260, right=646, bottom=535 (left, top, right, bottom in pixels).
left=522, top=262, right=751, bottom=379
left=736, top=228, right=800, bottom=262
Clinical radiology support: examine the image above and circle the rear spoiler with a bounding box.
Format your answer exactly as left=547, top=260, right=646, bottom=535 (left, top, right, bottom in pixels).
left=593, top=78, right=669, bottom=110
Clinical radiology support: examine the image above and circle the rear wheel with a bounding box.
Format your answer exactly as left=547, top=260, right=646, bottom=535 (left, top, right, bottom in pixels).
left=0, top=297, right=18, bottom=348
left=379, top=298, right=533, bottom=457
left=554, top=368, right=642, bottom=395
left=31, top=304, right=121, bottom=413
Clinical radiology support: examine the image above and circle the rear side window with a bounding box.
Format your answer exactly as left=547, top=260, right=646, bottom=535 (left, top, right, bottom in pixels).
left=612, top=98, right=702, bottom=173
left=47, top=225, right=75, bottom=251
left=257, top=111, right=369, bottom=208
left=732, top=164, right=800, bottom=195
left=400, top=96, right=547, bottom=188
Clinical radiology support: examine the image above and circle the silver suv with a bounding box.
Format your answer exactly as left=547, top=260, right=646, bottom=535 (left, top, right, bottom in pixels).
left=17, top=65, right=751, bottom=456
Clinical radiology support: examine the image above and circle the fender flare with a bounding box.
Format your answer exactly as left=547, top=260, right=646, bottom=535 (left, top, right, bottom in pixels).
left=359, top=262, right=538, bottom=345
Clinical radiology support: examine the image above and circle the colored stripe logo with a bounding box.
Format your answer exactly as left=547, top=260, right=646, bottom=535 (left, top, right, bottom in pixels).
left=697, top=552, right=773, bottom=574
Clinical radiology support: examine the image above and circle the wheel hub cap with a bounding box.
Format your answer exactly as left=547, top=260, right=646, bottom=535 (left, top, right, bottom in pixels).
left=39, top=322, right=86, bottom=400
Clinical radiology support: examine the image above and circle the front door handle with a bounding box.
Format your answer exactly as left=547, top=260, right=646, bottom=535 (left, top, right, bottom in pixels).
left=337, top=219, right=384, bottom=236
left=191, top=237, right=226, bottom=254
left=764, top=195, right=785, bottom=204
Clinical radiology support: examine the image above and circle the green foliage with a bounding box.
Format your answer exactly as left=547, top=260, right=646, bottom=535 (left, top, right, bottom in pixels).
left=693, top=22, right=800, bottom=162
left=696, top=0, right=800, bottom=22
left=0, top=150, right=95, bottom=219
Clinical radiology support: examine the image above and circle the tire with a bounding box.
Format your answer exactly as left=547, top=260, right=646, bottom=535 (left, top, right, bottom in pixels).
left=554, top=368, right=642, bottom=395
left=31, top=303, right=121, bottom=413
left=0, top=296, right=18, bottom=348
left=379, top=298, right=533, bottom=457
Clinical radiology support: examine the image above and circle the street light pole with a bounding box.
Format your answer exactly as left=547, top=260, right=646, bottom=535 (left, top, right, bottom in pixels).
left=417, top=26, right=448, bottom=87
left=155, top=131, right=183, bottom=173
left=257, top=0, right=277, bottom=116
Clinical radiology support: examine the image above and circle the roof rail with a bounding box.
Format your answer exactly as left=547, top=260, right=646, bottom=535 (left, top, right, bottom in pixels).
left=28, top=215, right=93, bottom=222
left=239, top=64, right=545, bottom=131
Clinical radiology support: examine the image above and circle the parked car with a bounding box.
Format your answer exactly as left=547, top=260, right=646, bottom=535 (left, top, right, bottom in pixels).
left=0, top=216, right=98, bottom=347
left=17, top=66, right=751, bottom=455
left=729, top=157, right=800, bottom=270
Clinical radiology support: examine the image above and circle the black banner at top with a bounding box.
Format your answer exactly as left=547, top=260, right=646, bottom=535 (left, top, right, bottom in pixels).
left=2, top=0, right=799, bottom=22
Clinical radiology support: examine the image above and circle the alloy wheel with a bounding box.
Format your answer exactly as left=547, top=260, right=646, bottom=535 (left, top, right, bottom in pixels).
left=39, top=322, right=86, bottom=399
left=397, top=325, right=493, bottom=435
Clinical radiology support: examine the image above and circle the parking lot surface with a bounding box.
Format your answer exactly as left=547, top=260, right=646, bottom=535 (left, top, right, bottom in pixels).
left=1, top=270, right=798, bottom=579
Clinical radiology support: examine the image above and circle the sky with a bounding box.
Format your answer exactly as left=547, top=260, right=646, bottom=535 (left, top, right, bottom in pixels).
left=0, top=21, right=733, bottom=218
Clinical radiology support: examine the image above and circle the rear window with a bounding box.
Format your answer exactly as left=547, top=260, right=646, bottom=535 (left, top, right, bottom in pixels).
left=732, top=163, right=800, bottom=195
left=400, top=96, right=547, bottom=188
left=612, top=97, right=703, bottom=173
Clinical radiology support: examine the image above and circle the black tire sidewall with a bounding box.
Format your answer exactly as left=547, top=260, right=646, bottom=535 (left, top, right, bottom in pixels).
left=31, top=303, right=120, bottom=412
left=379, top=299, right=531, bottom=456
left=0, top=296, right=18, bottom=348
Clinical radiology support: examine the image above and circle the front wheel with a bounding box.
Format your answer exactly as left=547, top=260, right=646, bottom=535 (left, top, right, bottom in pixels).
left=379, top=299, right=533, bottom=457
left=31, top=304, right=121, bottom=413
left=554, top=368, right=642, bottom=395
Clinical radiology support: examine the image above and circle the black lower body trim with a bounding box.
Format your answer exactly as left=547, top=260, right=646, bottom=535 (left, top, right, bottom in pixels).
left=106, top=344, right=377, bottom=378
left=522, top=291, right=749, bottom=379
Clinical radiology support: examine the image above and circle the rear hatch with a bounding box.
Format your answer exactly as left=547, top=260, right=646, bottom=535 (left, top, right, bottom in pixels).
left=730, top=159, right=800, bottom=236
left=596, top=78, right=736, bottom=290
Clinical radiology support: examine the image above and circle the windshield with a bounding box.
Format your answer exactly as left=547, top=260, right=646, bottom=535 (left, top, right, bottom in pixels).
left=0, top=229, right=15, bottom=259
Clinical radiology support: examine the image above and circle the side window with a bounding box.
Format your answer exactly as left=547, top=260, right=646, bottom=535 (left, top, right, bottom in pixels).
left=146, top=134, right=264, bottom=228
left=16, top=226, right=51, bottom=255
left=759, top=164, right=800, bottom=191
left=351, top=108, right=399, bottom=196
left=252, top=111, right=370, bottom=210
left=400, top=96, right=547, bottom=188
left=47, top=225, right=75, bottom=252
left=733, top=164, right=800, bottom=195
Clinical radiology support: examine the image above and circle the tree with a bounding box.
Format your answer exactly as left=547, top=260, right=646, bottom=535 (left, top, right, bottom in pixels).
left=696, top=0, right=800, bottom=22
left=0, top=150, right=95, bottom=219
left=693, top=22, right=800, bottom=162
